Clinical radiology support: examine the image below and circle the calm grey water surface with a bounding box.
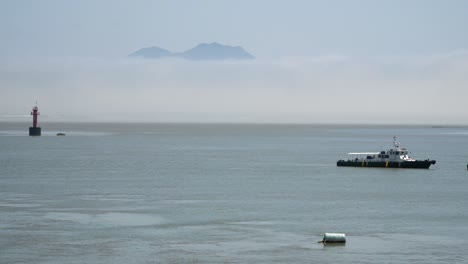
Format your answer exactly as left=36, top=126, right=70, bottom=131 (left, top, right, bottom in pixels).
left=1, top=122, right=468, bottom=263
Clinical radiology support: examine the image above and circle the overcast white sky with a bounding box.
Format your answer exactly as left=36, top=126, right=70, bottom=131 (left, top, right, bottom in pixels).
left=1, top=0, right=468, bottom=124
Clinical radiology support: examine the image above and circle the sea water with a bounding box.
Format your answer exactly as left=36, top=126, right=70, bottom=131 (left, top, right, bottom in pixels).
left=1, top=122, right=468, bottom=263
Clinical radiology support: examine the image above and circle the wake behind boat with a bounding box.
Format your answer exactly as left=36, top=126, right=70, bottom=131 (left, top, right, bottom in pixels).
left=337, top=137, right=436, bottom=169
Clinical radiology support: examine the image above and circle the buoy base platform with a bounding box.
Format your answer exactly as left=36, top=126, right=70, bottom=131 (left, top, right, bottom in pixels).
left=29, top=127, right=41, bottom=136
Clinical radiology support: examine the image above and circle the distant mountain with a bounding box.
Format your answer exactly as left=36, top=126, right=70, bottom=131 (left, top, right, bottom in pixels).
left=129, top=46, right=172, bottom=59
left=129, top=42, right=254, bottom=60
left=180, top=42, right=254, bottom=60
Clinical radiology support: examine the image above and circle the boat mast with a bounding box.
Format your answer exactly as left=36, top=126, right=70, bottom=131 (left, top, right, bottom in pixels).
left=393, top=136, right=400, bottom=149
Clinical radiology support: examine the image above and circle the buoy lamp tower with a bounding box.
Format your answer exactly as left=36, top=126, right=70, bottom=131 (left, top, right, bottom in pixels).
left=29, top=105, right=41, bottom=136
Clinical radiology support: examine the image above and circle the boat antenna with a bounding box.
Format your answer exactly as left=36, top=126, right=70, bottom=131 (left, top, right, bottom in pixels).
left=393, top=136, right=400, bottom=148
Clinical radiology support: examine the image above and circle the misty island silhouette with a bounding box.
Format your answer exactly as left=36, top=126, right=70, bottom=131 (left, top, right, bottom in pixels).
left=130, top=42, right=254, bottom=60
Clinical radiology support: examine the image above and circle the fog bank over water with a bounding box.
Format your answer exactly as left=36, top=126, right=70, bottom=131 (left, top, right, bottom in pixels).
left=1, top=52, right=468, bottom=124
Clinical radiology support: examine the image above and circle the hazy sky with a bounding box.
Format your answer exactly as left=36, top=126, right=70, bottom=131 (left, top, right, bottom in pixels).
left=1, top=0, right=468, bottom=124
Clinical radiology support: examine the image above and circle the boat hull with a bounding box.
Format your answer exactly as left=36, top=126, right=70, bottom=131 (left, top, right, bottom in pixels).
left=337, top=160, right=436, bottom=169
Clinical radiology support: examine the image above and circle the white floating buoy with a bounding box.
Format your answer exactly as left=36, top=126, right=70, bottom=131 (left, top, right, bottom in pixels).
left=319, top=233, right=346, bottom=243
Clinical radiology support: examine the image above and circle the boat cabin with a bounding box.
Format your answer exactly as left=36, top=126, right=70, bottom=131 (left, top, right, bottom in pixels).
left=346, top=137, right=415, bottom=163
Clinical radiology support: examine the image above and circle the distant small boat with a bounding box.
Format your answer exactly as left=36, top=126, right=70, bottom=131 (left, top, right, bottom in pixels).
left=56, top=133, right=66, bottom=136
left=337, top=137, right=436, bottom=169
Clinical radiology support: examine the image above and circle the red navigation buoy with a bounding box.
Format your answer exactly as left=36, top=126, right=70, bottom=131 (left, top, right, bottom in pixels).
left=29, top=104, right=41, bottom=136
